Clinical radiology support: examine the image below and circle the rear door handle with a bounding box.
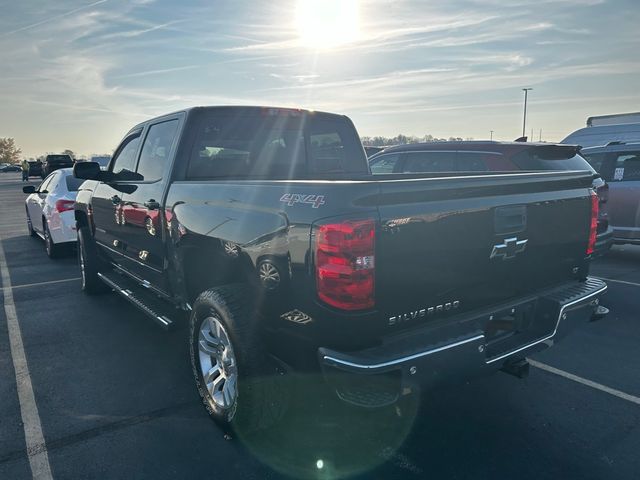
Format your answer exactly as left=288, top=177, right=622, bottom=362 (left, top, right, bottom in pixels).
left=111, top=195, right=121, bottom=205
left=144, top=199, right=160, bottom=210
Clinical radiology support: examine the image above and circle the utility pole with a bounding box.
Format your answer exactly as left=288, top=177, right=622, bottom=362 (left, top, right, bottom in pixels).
left=539, top=129, right=542, bottom=142
left=490, top=130, right=494, bottom=141
left=522, top=88, right=533, bottom=138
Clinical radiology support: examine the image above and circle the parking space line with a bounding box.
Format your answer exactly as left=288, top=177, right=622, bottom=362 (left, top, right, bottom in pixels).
left=0, top=236, right=54, bottom=480
left=0, top=277, right=81, bottom=291
left=529, top=359, right=640, bottom=407
left=596, top=277, right=640, bottom=288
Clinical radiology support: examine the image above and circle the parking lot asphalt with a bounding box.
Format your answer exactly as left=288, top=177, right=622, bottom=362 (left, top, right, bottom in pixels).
left=0, top=172, right=639, bottom=479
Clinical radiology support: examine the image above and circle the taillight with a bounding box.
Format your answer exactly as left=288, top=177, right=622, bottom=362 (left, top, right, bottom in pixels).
left=316, top=219, right=375, bottom=311
left=598, top=182, right=609, bottom=205
left=55, top=199, right=75, bottom=213
left=586, top=191, right=598, bottom=255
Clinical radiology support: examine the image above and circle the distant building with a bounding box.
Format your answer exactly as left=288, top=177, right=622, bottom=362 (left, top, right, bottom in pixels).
left=587, top=112, right=640, bottom=127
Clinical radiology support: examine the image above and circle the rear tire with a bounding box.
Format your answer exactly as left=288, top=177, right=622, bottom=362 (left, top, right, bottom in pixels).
left=78, top=226, right=109, bottom=294
left=190, top=285, right=289, bottom=434
left=26, top=209, right=36, bottom=237
left=44, top=221, right=61, bottom=259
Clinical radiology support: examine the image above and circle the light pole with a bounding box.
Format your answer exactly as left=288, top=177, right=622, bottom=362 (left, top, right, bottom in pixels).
left=522, top=88, right=532, bottom=138
left=490, top=130, right=494, bottom=141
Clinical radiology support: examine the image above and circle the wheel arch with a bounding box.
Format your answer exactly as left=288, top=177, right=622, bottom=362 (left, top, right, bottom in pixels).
left=179, top=240, right=258, bottom=304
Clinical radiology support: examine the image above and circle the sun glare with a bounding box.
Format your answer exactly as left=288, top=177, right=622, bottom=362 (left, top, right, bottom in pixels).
left=295, top=0, right=360, bottom=49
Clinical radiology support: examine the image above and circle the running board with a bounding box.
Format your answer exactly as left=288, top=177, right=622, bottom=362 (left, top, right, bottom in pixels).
left=97, top=271, right=178, bottom=331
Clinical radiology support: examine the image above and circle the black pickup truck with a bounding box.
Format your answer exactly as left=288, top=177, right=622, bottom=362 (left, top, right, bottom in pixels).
left=73, top=106, right=606, bottom=432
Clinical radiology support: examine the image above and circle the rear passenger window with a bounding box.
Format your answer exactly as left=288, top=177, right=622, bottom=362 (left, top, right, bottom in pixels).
left=606, top=153, right=640, bottom=182
left=137, top=119, right=179, bottom=181
left=370, top=154, right=400, bottom=174
left=402, top=152, right=456, bottom=173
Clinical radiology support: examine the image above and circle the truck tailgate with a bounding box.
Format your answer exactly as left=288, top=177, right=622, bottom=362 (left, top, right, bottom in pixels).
left=374, top=171, right=594, bottom=326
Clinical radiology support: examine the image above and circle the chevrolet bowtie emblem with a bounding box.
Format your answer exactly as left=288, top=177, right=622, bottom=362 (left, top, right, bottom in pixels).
left=490, top=237, right=528, bottom=260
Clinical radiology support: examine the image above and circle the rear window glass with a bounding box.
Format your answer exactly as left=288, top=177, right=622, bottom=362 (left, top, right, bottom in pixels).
left=308, top=119, right=364, bottom=174
left=65, top=175, right=85, bottom=191
left=583, top=152, right=606, bottom=172
left=187, top=112, right=367, bottom=179
left=511, top=148, right=594, bottom=172
left=47, top=155, right=73, bottom=163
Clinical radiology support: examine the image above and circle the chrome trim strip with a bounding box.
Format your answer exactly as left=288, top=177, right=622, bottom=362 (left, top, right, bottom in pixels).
left=322, top=334, right=485, bottom=371
left=323, top=279, right=607, bottom=371
left=485, top=280, right=607, bottom=364
left=111, top=264, right=171, bottom=300
left=97, top=273, right=172, bottom=328
left=96, top=242, right=123, bottom=257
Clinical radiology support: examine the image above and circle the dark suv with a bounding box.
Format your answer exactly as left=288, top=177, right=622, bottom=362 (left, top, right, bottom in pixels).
left=41, top=154, right=74, bottom=178
left=369, top=141, right=614, bottom=256
left=27, top=160, right=43, bottom=178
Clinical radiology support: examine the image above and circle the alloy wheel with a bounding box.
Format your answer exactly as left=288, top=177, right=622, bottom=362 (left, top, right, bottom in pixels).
left=259, top=261, right=280, bottom=290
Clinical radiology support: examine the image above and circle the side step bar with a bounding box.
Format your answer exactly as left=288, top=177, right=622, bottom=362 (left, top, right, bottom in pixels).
left=97, top=272, right=177, bottom=331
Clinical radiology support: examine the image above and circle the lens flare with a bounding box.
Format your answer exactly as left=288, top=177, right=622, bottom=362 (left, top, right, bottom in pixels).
left=295, top=0, right=360, bottom=49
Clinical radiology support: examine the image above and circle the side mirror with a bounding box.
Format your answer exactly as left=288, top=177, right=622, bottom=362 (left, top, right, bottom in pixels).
left=74, top=161, right=102, bottom=180
left=22, top=185, right=36, bottom=194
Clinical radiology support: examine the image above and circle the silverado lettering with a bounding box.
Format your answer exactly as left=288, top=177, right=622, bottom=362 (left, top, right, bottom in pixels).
left=388, top=300, right=461, bottom=326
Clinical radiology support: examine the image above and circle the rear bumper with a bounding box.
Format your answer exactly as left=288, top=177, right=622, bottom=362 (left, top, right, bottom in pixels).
left=318, top=278, right=607, bottom=407
left=594, top=226, right=614, bottom=256
left=612, top=226, right=640, bottom=245
left=48, top=211, right=77, bottom=244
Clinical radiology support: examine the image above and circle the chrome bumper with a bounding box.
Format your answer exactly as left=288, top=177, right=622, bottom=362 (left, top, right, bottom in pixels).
left=318, top=278, right=607, bottom=407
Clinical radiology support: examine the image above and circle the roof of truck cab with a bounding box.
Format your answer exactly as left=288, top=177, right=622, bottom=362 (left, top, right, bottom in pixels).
left=126, top=106, right=347, bottom=134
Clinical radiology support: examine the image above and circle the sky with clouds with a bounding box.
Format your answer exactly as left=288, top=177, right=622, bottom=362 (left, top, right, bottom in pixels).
left=0, top=0, right=638, bottom=158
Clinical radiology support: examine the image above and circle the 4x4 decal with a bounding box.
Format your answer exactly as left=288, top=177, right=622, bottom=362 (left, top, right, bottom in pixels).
left=280, top=193, right=326, bottom=208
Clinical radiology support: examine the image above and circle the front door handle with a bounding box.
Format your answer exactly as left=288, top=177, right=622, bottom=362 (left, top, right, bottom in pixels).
left=144, top=199, right=160, bottom=210
left=111, top=195, right=121, bottom=205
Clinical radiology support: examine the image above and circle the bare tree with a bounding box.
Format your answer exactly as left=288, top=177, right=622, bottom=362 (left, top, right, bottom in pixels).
left=0, top=138, right=22, bottom=164
left=361, top=134, right=472, bottom=146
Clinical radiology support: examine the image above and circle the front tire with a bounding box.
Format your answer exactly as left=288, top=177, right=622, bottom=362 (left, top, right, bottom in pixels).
left=78, top=226, right=109, bottom=294
left=190, top=285, right=289, bottom=433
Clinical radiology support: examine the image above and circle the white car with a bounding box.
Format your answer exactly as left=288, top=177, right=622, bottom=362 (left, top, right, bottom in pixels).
left=23, top=168, right=83, bottom=258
